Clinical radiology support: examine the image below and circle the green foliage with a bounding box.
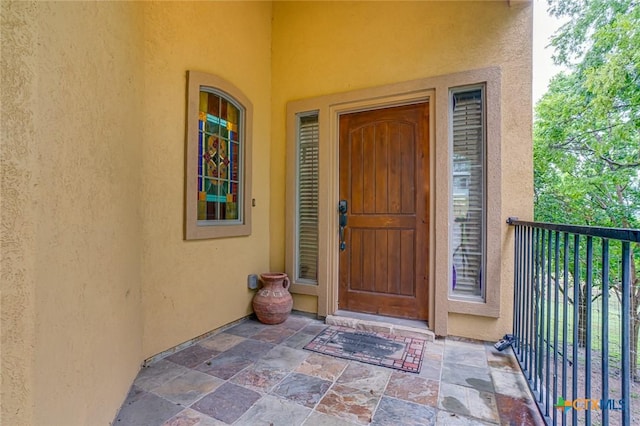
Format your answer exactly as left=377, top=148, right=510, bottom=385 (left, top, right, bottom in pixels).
left=535, top=0, right=640, bottom=229
left=536, top=0, right=640, bottom=371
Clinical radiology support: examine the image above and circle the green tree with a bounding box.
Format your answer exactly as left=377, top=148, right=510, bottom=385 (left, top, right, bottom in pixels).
left=534, top=0, right=640, bottom=378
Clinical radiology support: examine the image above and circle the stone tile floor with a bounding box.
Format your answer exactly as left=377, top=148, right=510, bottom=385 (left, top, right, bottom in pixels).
left=114, top=313, right=543, bottom=425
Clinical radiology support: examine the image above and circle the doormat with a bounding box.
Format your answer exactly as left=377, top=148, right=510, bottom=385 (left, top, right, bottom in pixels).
left=303, top=326, right=425, bottom=373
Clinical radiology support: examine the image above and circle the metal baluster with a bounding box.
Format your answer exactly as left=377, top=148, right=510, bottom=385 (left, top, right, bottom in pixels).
left=518, top=228, right=523, bottom=359
left=601, top=239, right=609, bottom=426
left=525, top=226, right=532, bottom=379
left=621, top=241, right=631, bottom=426
left=585, top=237, right=593, bottom=425
left=538, top=228, right=546, bottom=402
left=534, top=228, right=541, bottom=391
left=562, top=232, right=569, bottom=426
left=572, top=234, right=580, bottom=426
left=514, top=225, right=521, bottom=355
left=546, top=230, right=553, bottom=417
left=553, top=231, right=560, bottom=426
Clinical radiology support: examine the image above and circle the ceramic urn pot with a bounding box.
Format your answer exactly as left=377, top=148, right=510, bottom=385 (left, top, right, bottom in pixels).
left=252, top=272, right=293, bottom=324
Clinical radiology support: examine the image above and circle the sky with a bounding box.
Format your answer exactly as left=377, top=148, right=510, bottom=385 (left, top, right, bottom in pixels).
left=532, top=0, right=568, bottom=105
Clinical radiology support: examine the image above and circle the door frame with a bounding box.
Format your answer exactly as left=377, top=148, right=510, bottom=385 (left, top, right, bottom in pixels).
left=286, top=87, right=436, bottom=328
left=286, top=67, right=503, bottom=336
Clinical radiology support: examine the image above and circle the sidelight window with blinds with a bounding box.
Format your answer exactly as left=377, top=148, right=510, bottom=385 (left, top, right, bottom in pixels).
left=450, top=86, right=486, bottom=300
left=295, top=113, right=320, bottom=283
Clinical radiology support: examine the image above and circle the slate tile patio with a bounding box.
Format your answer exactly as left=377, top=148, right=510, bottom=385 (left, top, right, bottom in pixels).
left=114, top=313, right=543, bottom=425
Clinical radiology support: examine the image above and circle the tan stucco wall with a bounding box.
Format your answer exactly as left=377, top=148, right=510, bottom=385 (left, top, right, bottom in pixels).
left=140, top=1, right=272, bottom=358
left=2, top=1, right=531, bottom=423
left=2, top=2, right=272, bottom=423
left=2, top=2, right=38, bottom=423
left=1, top=1, right=145, bottom=424
left=271, top=1, right=533, bottom=340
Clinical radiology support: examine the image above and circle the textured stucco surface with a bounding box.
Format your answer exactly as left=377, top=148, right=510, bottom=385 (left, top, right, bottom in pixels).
left=2, top=2, right=273, bottom=423
left=140, top=1, right=272, bottom=358
left=1, top=2, right=38, bottom=424
left=271, top=1, right=533, bottom=340
left=2, top=1, right=145, bottom=424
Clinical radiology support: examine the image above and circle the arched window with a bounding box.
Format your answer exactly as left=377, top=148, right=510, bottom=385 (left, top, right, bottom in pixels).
left=185, top=71, right=253, bottom=239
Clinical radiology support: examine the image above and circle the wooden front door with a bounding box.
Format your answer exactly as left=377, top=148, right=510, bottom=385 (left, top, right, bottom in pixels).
left=338, top=103, right=429, bottom=320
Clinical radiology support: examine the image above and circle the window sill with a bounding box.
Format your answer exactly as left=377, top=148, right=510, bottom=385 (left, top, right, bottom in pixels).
left=447, top=298, right=500, bottom=318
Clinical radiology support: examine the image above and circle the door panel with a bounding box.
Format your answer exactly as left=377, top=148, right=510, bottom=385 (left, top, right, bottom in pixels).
left=338, top=103, right=429, bottom=320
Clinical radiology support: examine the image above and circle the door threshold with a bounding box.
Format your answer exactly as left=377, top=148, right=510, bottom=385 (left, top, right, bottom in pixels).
left=327, top=310, right=434, bottom=342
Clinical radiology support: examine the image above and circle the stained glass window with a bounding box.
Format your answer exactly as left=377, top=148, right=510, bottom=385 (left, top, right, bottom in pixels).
left=185, top=71, right=252, bottom=240
left=197, top=90, right=242, bottom=222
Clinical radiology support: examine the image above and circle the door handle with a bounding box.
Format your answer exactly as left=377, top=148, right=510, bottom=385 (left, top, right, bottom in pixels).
left=338, top=200, right=348, bottom=251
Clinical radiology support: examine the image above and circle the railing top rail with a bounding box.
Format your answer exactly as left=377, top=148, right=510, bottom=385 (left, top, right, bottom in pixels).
left=506, top=217, right=640, bottom=243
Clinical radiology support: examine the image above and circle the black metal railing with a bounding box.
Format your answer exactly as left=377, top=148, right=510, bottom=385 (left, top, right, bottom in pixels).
left=508, top=218, right=640, bottom=426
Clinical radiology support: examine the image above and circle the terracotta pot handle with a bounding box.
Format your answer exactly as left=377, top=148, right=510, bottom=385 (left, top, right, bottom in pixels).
left=283, top=276, right=290, bottom=290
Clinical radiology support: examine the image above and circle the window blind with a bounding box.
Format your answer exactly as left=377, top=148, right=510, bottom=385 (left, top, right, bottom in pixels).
left=451, top=89, right=485, bottom=298
left=296, top=114, right=319, bottom=283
